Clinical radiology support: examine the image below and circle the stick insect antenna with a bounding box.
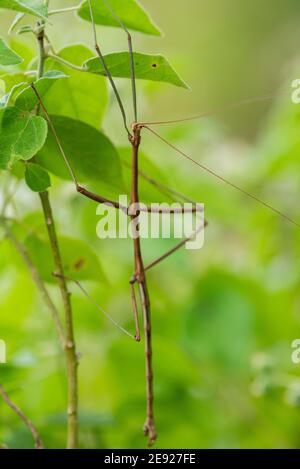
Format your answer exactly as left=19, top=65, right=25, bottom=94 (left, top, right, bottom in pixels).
left=87, top=0, right=131, bottom=136
left=140, top=94, right=276, bottom=126
left=144, top=125, right=300, bottom=230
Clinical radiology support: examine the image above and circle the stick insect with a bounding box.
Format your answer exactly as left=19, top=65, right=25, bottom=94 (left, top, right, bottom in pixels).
left=28, top=0, right=300, bottom=446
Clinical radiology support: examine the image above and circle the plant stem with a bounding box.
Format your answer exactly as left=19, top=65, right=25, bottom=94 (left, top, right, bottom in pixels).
left=0, top=385, right=44, bottom=449
left=39, top=191, right=78, bottom=449
left=130, top=127, right=157, bottom=445
left=36, top=27, right=46, bottom=81
left=36, top=27, right=78, bottom=449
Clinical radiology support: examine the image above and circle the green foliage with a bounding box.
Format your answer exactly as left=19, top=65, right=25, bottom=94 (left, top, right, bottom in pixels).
left=0, top=71, right=66, bottom=169
left=45, top=45, right=108, bottom=129
left=0, top=37, right=22, bottom=66
left=25, top=162, right=50, bottom=192
left=36, top=115, right=123, bottom=188
left=2, top=0, right=300, bottom=452
left=78, top=0, right=161, bottom=36
left=85, top=52, right=188, bottom=89
left=0, top=0, right=48, bottom=19
left=0, top=107, right=47, bottom=169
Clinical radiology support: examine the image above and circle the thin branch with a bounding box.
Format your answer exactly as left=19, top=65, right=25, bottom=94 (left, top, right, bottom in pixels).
left=144, top=125, right=300, bottom=230
left=87, top=0, right=131, bottom=136
left=36, top=28, right=46, bottom=86
left=2, top=222, right=65, bottom=348
left=36, top=27, right=78, bottom=449
left=0, top=385, right=44, bottom=449
left=39, top=191, right=79, bottom=449
left=103, top=0, right=137, bottom=122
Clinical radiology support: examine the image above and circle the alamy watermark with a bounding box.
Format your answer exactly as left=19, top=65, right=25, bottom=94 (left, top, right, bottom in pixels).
left=291, top=339, right=300, bottom=364
left=291, top=79, right=300, bottom=103
left=0, top=339, right=6, bottom=364
left=96, top=196, right=205, bottom=250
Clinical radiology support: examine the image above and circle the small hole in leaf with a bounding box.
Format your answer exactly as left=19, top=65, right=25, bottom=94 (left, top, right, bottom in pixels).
left=152, top=63, right=157, bottom=68
left=73, top=258, right=86, bottom=270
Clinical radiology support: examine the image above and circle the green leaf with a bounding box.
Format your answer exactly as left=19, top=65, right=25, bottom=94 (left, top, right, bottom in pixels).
left=24, top=233, right=105, bottom=283
left=14, top=70, right=68, bottom=111
left=0, top=38, right=22, bottom=66
left=0, top=107, right=48, bottom=169
left=0, top=0, right=49, bottom=19
left=78, top=0, right=161, bottom=36
left=84, top=52, right=188, bottom=89
left=45, top=45, right=108, bottom=129
left=36, top=115, right=123, bottom=189
left=25, top=162, right=50, bottom=192
left=8, top=37, right=35, bottom=69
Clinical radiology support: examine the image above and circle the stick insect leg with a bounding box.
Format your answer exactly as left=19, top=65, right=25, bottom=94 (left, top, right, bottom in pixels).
left=131, top=220, right=207, bottom=284
left=136, top=205, right=202, bottom=214
left=87, top=0, right=131, bottom=136
left=130, top=281, right=141, bottom=342
left=31, top=84, right=126, bottom=211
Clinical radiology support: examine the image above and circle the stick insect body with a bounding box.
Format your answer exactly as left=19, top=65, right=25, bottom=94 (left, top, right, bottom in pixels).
left=29, top=0, right=300, bottom=446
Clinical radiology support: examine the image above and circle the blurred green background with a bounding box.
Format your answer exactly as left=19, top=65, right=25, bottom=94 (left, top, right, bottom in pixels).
left=1, top=0, right=300, bottom=449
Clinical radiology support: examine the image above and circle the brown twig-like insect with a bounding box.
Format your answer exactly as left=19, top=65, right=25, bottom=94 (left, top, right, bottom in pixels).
left=30, top=0, right=300, bottom=446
